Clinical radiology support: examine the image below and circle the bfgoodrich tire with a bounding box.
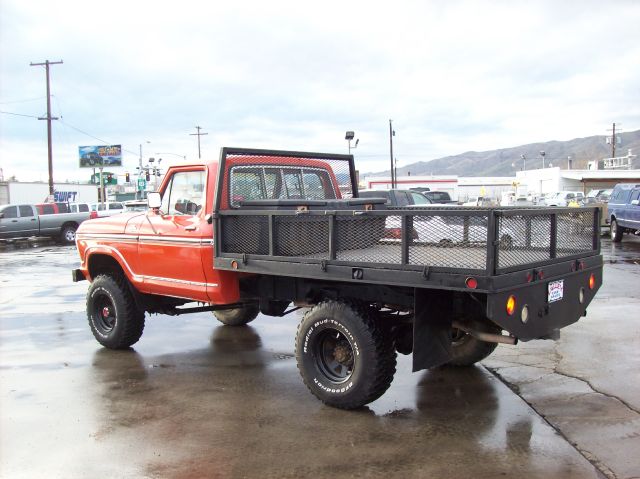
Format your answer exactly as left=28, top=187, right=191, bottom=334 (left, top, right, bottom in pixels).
left=214, top=303, right=260, bottom=326
left=448, top=321, right=501, bottom=367
left=87, top=275, right=145, bottom=349
left=295, top=301, right=397, bottom=409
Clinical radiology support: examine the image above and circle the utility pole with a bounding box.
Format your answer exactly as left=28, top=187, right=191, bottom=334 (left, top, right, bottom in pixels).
left=607, top=122, right=620, bottom=158
left=190, top=126, right=208, bottom=159
left=30, top=60, right=63, bottom=195
left=389, top=120, right=395, bottom=188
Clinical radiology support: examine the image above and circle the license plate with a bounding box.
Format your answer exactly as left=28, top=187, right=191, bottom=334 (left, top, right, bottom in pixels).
left=548, top=279, right=564, bottom=303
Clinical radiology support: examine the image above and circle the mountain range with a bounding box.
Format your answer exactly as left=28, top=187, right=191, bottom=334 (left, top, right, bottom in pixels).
left=369, top=129, right=640, bottom=177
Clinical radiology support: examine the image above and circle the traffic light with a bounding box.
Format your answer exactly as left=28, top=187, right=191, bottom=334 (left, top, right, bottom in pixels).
left=125, top=172, right=130, bottom=182
left=146, top=172, right=150, bottom=181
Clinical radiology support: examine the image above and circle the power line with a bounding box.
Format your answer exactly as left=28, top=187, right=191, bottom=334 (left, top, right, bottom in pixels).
left=0, top=97, right=46, bottom=105
left=0, top=110, right=40, bottom=119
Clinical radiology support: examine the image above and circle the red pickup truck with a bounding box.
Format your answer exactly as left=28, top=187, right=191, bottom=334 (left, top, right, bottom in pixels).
left=73, top=148, right=603, bottom=409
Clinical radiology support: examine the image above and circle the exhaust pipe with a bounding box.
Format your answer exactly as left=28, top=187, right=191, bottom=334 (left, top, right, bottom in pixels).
left=452, top=320, right=518, bottom=345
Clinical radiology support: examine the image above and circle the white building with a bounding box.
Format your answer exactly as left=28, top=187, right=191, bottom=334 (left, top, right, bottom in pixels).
left=515, top=167, right=640, bottom=195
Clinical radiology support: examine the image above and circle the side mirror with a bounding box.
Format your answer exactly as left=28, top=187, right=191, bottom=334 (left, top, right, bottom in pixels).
left=147, top=192, right=162, bottom=209
left=0, top=213, right=4, bottom=219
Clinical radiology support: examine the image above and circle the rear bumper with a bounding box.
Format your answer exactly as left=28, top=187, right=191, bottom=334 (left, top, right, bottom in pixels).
left=486, top=265, right=601, bottom=340
left=71, top=268, right=86, bottom=282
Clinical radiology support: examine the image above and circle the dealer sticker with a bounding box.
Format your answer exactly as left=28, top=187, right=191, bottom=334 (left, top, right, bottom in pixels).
left=548, top=279, right=564, bottom=303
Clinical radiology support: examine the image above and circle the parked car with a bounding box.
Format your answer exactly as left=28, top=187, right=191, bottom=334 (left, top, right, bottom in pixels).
left=462, top=196, right=495, bottom=207
left=90, top=201, right=125, bottom=218
left=358, top=189, right=432, bottom=207
left=422, top=190, right=457, bottom=204
left=122, top=200, right=148, bottom=212
left=69, top=202, right=92, bottom=214
left=0, top=203, right=89, bottom=243
left=607, top=183, right=640, bottom=242
left=546, top=191, right=584, bottom=207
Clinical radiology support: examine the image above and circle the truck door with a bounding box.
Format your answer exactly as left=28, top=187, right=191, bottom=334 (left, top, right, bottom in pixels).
left=17, top=205, right=39, bottom=236
left=629, top=189, right=640, bottom=226
left=136, top=168, right=212, bottom=302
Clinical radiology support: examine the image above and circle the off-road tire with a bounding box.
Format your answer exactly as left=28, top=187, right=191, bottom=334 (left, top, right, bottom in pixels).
left=59, top=224, right=77, bottom=244
left=448, top=320, right=502, bottom=366
left=87, top=274, right=145, bottom=349
left=611, top=218, right=623, bottom=242
left=295, top=301, right=397, bottom=409
left=214, top=303, right=260, bottom=326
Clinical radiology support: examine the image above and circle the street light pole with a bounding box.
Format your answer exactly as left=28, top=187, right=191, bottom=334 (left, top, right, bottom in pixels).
left=540, top=150, right=546, bottom=169
left=389, top=120, right=395, bottom=188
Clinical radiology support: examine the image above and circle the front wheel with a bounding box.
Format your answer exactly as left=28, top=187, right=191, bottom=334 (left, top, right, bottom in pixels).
left=611, top=219, right=623, bottom=242
left=87, top=275, right=145, bottom=349
left=295, top=301, right=397, bottom=409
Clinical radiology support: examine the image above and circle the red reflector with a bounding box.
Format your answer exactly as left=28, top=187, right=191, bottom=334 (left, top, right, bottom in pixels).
left=506, top=295, right=516, bottom=316
left=465, top=277, right=478, bottom=289
left=589, top=273, right=595, bottom=290
left=526, top=272, right=534, bottom=283
left=537, top=270, right=545, bottom=280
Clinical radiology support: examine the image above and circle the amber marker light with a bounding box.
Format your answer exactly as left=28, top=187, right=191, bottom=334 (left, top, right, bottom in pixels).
left=589, top=273, right=596, bottom=290
left=506, top=295, right=516, bottom=316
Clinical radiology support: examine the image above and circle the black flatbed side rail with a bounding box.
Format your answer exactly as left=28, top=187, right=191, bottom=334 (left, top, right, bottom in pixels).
left=213, top=205, right=601, bottom=292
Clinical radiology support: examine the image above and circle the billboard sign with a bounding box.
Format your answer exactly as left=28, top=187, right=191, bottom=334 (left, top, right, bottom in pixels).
left=78, top=145, right=122, bottom=168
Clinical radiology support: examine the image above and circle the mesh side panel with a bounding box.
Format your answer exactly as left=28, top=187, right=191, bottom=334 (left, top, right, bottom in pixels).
left=409, top=214, right=487, bottom=269
left=497, top=215, right=551, bottom=269
left=556, top=210, right=594, bottom=257
left=221, top=215, right=269, bottom=254
left=274, top=216, right=330, bottom=257
left=336, top=215, right=398, bottom=263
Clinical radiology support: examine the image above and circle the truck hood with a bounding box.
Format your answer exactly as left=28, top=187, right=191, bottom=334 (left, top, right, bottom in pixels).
left=77, top=212, right=146, bottom=235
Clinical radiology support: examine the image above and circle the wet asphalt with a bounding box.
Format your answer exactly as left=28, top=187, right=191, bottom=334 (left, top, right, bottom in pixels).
left=1, top=235, right=639, bottom=478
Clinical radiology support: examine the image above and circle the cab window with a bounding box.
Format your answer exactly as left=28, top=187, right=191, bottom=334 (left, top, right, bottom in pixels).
left=2, top=206, right=18, bottom=218
left=161, top=170, right=205, bottom=215
left=19, top=205, right=34, bottom=217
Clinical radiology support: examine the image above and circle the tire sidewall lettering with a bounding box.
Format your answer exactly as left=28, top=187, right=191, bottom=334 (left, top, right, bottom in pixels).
left=302, top=314, right=360, bottom=396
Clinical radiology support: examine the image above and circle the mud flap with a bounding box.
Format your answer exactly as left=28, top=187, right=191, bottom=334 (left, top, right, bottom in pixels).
left=412, top=289, right=453, bottom=372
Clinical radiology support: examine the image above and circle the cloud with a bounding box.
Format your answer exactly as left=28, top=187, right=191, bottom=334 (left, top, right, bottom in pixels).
left=1, top=0, right=640, bottom=183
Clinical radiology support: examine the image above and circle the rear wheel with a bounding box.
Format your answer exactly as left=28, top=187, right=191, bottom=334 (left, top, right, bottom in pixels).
left=295, top=301, right=396, bottom=409
left=448, top=321, right=501, bottom=366
left=214, top=303, right=260, bottom=326
left=611, top=218, right=623, bottom=242
left=87, top=275, right=145, bottom=349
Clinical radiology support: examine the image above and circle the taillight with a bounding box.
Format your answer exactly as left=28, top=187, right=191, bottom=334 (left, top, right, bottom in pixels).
left=506, top=295, right=516, bottom=316
left=89, top=211, right=98, bottom=219
left=465, top=277, right=478, bottom=289
left=589, top=273, right=595, bottom=290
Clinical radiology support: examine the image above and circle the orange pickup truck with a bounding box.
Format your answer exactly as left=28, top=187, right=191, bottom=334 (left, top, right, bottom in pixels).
left=73, top=148, right=603, bottom=409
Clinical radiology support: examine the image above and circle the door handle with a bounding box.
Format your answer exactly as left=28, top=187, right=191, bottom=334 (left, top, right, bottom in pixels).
left=11, top=219, right=18, bottom=222
left=31, top=218, right=37, bottom=221
left=185, top=225, right=197, bottom=231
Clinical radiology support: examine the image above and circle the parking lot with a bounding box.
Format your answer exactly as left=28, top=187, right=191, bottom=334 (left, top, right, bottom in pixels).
left=1, top=235, right=639, bottom=479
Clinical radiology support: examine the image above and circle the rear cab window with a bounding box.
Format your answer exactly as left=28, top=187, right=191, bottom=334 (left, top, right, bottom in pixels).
left=230, top=166, right=336, bottom=207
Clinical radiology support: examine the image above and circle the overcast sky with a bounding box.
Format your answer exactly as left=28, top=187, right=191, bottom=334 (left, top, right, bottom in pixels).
left=1, top=0, right=639, bottom=183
